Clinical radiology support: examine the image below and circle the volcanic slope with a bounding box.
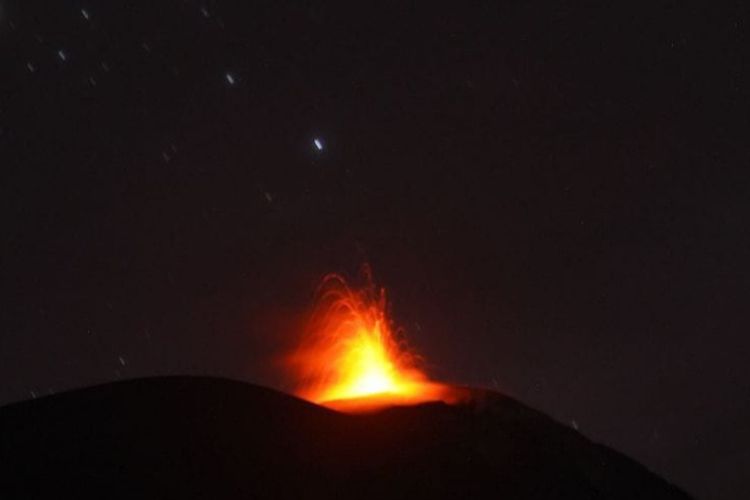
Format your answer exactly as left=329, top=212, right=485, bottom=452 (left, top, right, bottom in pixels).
left=0, top=376, right=691, bottom=499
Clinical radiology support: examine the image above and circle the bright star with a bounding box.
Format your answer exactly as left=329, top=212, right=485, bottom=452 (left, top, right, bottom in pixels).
left=314, top=138, right=324, bottom=151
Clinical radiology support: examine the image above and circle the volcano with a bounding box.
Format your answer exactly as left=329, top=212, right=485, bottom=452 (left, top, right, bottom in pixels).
left=0, top=377, right=690, bottom=499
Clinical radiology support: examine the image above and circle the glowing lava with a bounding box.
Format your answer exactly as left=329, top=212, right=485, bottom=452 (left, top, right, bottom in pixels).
left=288, top=272, right=445, bottom=410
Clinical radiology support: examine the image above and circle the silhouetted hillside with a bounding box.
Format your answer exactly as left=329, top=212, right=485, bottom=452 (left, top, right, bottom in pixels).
left=0, top=377, right=691, bottom=499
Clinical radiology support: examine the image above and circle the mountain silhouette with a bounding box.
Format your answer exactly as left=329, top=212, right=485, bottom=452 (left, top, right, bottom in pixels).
left=0, top=376, right=691, bottom=499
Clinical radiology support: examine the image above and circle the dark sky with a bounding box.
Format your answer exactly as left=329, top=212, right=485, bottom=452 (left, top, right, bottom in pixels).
left=1, top=2, right=748, bottom=498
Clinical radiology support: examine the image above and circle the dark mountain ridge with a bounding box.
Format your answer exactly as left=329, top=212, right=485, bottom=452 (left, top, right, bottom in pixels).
left=0, top=376, right=691, bottom=499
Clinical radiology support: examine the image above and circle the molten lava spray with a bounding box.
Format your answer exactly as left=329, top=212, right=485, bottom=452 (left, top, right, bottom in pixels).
left=289, top=271, right=447, bottom=410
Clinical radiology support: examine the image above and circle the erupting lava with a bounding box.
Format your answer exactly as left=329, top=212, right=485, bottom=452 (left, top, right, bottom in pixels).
left=288, top=271, right=446, bottom=410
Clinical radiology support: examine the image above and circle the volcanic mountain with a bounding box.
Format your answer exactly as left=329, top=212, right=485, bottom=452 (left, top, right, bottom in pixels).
left=0, top=376, right=690, bottom=499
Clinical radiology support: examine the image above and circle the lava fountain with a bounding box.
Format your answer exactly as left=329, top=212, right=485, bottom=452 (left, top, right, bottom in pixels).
left=288, top=271, right=449, bottom=411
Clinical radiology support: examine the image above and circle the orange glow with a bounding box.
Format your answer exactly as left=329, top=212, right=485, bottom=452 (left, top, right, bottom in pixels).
left=288, top=271, right=446, bottom=410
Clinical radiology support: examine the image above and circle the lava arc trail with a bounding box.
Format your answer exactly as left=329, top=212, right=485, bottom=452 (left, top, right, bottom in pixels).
left=287, top=271, right=449, bottom=411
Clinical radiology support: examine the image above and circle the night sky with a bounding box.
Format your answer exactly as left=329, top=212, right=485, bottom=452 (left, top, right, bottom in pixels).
left=1, top=2, right=748, bottom=498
